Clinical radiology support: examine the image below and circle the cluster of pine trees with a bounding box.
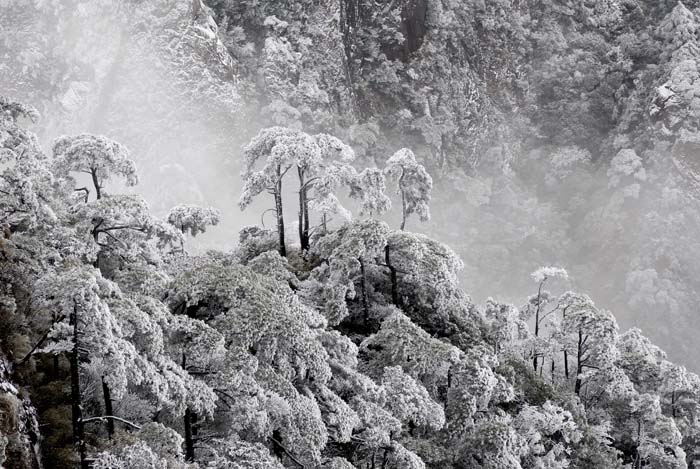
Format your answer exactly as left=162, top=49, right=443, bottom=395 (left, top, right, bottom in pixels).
left=7, top=0, right=700, bottom=369
left=205, top=0, right=700, bottom=368
left=2, top=94, right=700, bottom=468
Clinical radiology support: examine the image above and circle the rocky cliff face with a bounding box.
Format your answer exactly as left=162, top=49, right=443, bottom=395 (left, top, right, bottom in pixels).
left=0, top=357, right=42, bottom=469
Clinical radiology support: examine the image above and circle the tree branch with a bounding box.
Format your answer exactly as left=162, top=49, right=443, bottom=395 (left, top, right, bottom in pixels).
left=270, top=437, right=306, bottom=468
left=299, top=176, right=320, bottom=191
left=81, top=415, right=141, bottom=430
left=261, top=208, right=276, bottom=228
left=74, top=187, right=90, bottom=202
left=15, top=315, right=66, bottom=366
left=97, top=225, right=146, bottom=233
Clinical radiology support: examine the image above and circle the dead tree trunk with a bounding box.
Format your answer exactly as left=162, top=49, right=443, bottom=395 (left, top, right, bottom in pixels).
left=70, top=302, right=87, bottom=468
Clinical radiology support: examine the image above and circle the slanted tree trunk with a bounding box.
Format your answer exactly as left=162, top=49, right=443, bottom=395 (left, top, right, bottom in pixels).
left=385, top=246, right=398, bottom=306
left=102, top=376, right=114, bottom=438
left=70, top=302, right=87, bottom=468
left=90, top=168, right=102, bottom=201
left=274, top=165, right=286, bottom=257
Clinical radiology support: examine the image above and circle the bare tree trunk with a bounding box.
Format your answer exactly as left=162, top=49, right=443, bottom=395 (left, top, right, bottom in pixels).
left=275, top=166, right=286, bottom=257
left=381, top=447, right=390, bottom=469
left=53, top=311, right=60, bottom=379
left=297, top=167, right=310, bottom=251
left=400, top=189, right=407, bottom=231
left=575, top=330, right=583, bottom=395
left=550, top=359, right=555, bottom=383
left=184, top=407, right=195, bottom=462
left=70, top=302, right=87, bottom=468
left=182, top=353, right=195, bottom=462
left=533, top=281, right=543, bottom=372
left=303, top=190, right=310, bottom=249
left=399, top=168, right=407, bottom=231
left=385, top=246, right=398, bottom=306
left=563, top=307, right=569, bottom=379
left=102, top=376, right=114, bottom=438
left=634, top=420, right=642, bottom=469
left=672, top=390, right=677, bottom=418
left=90, top=168, right=102, bottom=200
left=359, top=257, right=369, bottom=325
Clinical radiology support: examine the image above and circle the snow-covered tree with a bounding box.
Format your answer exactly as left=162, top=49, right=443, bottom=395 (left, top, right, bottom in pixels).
left=301, top=219, right=390, bottom=325
left=557, top=292, right=618, bottom=396
left=523, top=266, right=568, bottom=372
left=239, top=127, right=361, bottom=254
left=349, top=167, right=392, bottom=217
left=381, top=365, right=445, bottom=432
left=166, top=204, right=221, bottom=252
left=384, top=148, right=432, bottom=231
left=52, top=134, right=138, bottom=201
left=361, top=309, right=461, bottom=396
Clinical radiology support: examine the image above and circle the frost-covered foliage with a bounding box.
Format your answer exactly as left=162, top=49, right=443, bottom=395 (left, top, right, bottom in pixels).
left=530, top=267, right=569, bottom=284
left=167, top=205, right=221, bottom=237
left=6, top=1, right=700, bottom=464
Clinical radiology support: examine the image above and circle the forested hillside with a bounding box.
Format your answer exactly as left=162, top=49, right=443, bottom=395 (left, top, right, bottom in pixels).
left=3, top=0, right=700, bottom=467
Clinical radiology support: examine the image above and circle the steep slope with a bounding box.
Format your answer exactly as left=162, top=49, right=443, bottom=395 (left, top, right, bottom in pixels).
left=4, top=0, right=700, bottom=373
left=206, top=0, right=700, bottom=370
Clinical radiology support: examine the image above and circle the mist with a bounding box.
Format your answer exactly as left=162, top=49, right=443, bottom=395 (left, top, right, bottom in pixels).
left=3, top=0, right=700, bottom=375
